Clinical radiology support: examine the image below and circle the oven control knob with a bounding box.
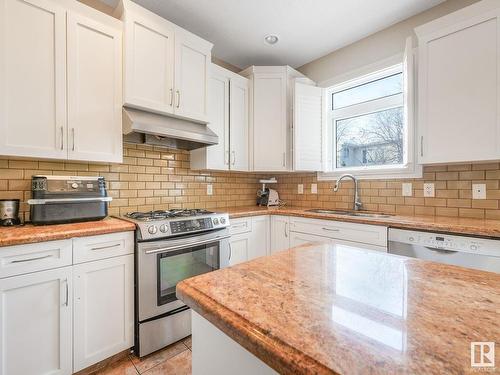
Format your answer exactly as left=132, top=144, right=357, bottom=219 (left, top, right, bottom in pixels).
left=159, top=224, right=168, bottom=233
left=148, top=225, right=158, bottom=235
left=220, top=217, right=226, bottom=224
left=213, top=218, right=219, bottom=225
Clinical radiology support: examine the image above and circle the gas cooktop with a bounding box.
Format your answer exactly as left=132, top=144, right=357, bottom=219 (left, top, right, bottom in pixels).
left=121, top=209, right=230, bottom=241
left=125, top=209, right=214, bottom=221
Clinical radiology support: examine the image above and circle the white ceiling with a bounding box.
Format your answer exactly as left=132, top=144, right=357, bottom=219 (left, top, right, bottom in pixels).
left=103, top=0, right=445, bottom=69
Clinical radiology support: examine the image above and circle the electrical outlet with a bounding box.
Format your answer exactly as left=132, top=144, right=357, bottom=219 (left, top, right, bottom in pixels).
left=311, top=183, right=318, bottom=194
left=206, top=184, right=213, bottom=196
left=423, top=183, right=435, bottom=197
left=298, top=184, right=304, bottom=194
left=402, top=183, right=413, bottom=197
left=472, top=184, right=486, bottom=200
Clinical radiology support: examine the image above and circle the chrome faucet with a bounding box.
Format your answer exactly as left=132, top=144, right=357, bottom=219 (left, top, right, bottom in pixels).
left=333, top=174, right=363, bottom=211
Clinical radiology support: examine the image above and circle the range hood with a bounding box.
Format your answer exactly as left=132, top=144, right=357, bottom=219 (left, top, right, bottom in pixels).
left=122, top=107, right=218, bottom=150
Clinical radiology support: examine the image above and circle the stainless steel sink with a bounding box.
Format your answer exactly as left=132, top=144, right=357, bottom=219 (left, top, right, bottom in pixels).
left=306, top=209, right=393, bottom=218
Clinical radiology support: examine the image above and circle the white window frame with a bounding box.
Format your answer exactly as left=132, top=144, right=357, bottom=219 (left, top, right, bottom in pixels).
left=318, top=40, right=422, bottom=180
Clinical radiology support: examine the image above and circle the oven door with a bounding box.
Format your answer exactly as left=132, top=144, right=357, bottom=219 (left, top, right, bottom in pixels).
left=137, top=228, right=230, bottom=321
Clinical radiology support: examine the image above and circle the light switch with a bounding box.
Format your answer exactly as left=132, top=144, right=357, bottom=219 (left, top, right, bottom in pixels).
left=298, top=184, right=304, bottom=194
left=207, top=184, right=213, bottom=196
left=402, top=183, right=413, bottom=197
left=311, top=183, right=318, bottom=194
left=472, top=184, right=486, bottom=200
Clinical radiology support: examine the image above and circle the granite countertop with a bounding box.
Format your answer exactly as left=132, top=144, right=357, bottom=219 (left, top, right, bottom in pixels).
left=219, top=205, right=500, bottom=238
left=177, top=243, right=500, bottom=375
left=0, top=217, right=136, bottom=247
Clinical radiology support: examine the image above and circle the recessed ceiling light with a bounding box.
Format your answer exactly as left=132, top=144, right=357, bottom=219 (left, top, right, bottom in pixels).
left=264, top=35, right=279, bottom=45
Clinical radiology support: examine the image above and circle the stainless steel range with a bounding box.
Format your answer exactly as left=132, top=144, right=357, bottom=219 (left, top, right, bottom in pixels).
left=121, top=209, right=231, bottom=357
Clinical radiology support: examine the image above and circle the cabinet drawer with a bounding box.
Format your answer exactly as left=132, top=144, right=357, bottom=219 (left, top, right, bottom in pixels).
left=0, top=239, right=72, bottom=279
left=229, top=217, right=252, bottom=235
left=73, top=232, right=134, bottom=264
left=289, top=217, right=387, bottom=247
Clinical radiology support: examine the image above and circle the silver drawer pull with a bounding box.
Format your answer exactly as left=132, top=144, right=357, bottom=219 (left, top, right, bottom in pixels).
left=91, top=243, right=121, bottom=251
left=231, top=223, right=248, bottom=229
left=11, top=254, right=53, bottom=263
left=322, top=227, right=340, bottom=232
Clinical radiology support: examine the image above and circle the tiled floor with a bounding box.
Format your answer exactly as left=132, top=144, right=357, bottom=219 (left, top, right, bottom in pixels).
left=95, top=336, right=192, bottom=375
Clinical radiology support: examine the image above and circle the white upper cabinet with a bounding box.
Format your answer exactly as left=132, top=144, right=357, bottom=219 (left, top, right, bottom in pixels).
left=416, top=0, right=500, bottom=164
left=293, top=82, right=324, bottom=171
left=67, top=12, right=123, bottom=163
left=117, top=0, right=213, bottom=124
left=122, top=2, right=175, bottom=115
left=0, top=0, right=67, bottom=160
left=191, top=64, right=249, bottom=171
left=0, top=0, right=123, bottom=163
left=241, top=66, right=317, bottom=172
left=229, top=73, right=249, bottom=171
left=174, top=27, right=211, bottom=123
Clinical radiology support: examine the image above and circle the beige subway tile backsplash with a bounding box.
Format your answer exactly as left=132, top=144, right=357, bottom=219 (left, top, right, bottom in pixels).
left=1, top=143, right=500, bottom=221
left=0, top=144, right=263, bottom=222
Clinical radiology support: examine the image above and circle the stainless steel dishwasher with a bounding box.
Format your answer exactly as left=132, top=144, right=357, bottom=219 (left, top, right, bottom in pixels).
left=388, top=228, right=500, bottom=273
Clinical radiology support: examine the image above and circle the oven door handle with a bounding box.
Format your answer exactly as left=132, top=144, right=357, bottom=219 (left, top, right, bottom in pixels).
left=144, top=235, right=231, bottom=254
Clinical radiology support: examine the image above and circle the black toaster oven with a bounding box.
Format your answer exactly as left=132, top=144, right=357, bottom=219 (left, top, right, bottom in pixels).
left=28, top=176, right=112, bottom=225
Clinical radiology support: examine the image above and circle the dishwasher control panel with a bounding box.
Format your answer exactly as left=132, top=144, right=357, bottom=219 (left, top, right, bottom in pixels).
left=388, top=229, right=500, bottom=257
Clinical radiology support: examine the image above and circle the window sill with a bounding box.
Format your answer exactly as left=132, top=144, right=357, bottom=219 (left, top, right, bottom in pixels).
left=317, top=164, right=423, bottom=181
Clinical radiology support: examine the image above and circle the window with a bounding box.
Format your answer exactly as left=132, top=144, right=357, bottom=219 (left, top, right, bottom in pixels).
left=320, top=57, right=422, bottom=180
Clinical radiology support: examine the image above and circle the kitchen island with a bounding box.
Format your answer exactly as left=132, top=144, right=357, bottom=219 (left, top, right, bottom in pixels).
left=177, top=243, right=500, bottom=375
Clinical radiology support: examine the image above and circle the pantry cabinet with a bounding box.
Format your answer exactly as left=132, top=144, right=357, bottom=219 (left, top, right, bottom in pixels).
left=0, top=267, right=73, bottom=375
left=117, top=0, right=212, bottom=124
left=0, top=0, right=123, bottom=163
left=0, top=231, right=134, bottom=375
left=191, top=64, right=249, bottom=171
left=416, top=0, right=500, bottom=164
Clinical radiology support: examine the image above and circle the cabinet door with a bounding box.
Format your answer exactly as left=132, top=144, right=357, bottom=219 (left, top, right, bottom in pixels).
left=193, top=65, right=229, bottom=170
left=293, top=82, right=323, bottom=171
left=228, top=234, right=249, bottom=266
left=248, top=216, right=269, bottom=260
left=418, top=8, right=500, bottom=164
left=123, top=10, right=175, bottom=115
left=0, top=267, right=72, bottom=375
left=230, top=74, right=249, bottom=171
left=174, top=27, right=211, bottom=123
left=67, top=13, right=123, bottom=163
left=252, top=73, right=288, bottom=171
left=290, top=232, right=330, bottom=248
left=270, top=216, right=290, bottom=254
left=0, top=0, right=67, bottom=159
left=73, top=255, right=134, bottom=372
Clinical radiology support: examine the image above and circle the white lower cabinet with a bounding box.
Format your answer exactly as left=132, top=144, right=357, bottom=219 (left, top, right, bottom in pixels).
left=0, top=231, right=134, bottom=375
left=289, top=232, right=330, bottom=247
left=73, top=254, right=134, bottom=372
left=228, top=234, right=250, bottom=266
left=270, top=216, right=290, bottom=253
left=0, top=267, right=73, bottom=375
left=228, top=216, right=270, bottom=266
